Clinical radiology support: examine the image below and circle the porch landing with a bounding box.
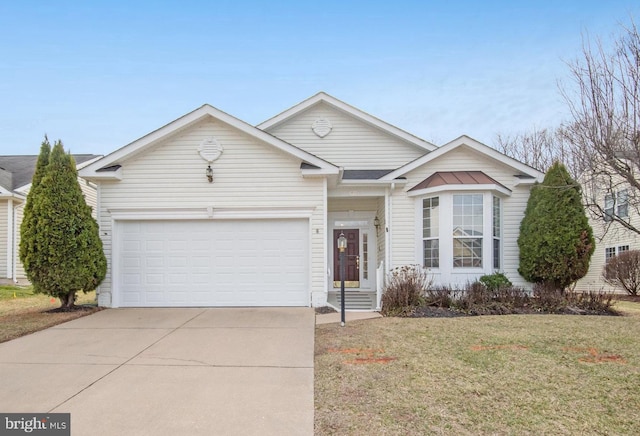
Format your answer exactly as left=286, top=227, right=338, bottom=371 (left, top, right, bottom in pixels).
left=327, top=290, right=377, bottom=311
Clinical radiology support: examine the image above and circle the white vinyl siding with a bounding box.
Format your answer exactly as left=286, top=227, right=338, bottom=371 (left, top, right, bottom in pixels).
left=0, top=201, right=7, bottom=278
left=576, top=180, right=640, bottom=293
left=96, top=119, right=325, bottom=307
left=14, top=203, right=24, bottom=280
left=392, top=146, right=534, bottom=287
left=266, top=102, right=425, bottom=169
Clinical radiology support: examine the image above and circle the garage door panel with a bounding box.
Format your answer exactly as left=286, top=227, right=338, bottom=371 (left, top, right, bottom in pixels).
left=116, top=219, right=309, bottom=307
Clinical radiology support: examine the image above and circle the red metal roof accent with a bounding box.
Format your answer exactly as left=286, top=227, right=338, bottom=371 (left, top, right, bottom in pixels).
left=409, top=171, right=506, bottom=191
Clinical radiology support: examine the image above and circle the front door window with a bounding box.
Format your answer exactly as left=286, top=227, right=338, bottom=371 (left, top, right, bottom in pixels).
left=333, top=229, right=360, bottom=287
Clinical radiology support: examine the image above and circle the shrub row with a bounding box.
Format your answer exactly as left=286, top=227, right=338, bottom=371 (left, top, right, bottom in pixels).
left=380, top=268, right=615, bottom=316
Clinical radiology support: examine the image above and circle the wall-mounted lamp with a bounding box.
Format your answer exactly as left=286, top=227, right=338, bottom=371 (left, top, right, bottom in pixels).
left=374, top=216, right=380, bottom=233
left=206, top=165, right=213, bottom=183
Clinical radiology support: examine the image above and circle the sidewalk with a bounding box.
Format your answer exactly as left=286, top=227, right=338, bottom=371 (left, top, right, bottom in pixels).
left=315, top=311, right=382, bottom=325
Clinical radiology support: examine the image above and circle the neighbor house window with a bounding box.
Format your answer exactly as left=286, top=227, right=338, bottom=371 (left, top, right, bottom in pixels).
left=605, top=245, right=630, bottom=263
left=617, top=190, right=629, bottom=218
left=493, top=196, right=501, bottom=270
left=604, top=190, right=628, bottom=220
left=453, top=194, right=483, bottom=268
left=604, top=193, right=614, bottom=221
left=422, top=197, right=439, bottom=268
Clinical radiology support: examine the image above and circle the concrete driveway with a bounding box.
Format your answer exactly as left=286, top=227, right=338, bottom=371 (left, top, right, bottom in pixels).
left=0, top=308, right=315, bottom=435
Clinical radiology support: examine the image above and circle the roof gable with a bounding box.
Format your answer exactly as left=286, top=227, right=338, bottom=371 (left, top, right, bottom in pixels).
left=0, top=154, right=101, bottom=191
left=382, top=135, right=544, bottom=182
left=80, top=104, right=339, bottom=180
left=258, top=92, right=437, bottom=153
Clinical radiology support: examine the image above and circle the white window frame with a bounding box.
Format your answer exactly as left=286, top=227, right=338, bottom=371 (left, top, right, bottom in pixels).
left=452, top=193, right=484, bottom=268
left=605, top=245, right=630, bottom=263
left=422, top=196, right=440, bottom=269
left=617, top=190, right=629, bottom=218
left=415, top=191, right=503, bottom=276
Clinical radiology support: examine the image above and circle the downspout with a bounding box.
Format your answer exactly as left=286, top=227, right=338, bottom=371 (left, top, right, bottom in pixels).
left=12, top=202, right=17, bottom=283
left=6, top=198, right=13, bottom=280
left=322, top=176, right=328, bottom=307
left=385, top=185, right=393, bottom=276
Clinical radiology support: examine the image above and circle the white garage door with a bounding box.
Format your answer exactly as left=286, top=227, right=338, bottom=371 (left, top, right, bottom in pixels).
left=116, top=219, right=309, bottom=307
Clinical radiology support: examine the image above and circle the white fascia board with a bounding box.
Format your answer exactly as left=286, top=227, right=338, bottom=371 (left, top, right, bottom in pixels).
left=328, top=186, right=388, bottom=197
left=383, top=135, right=545, bottom=181
left=301, top=167, right=341, bottom=177
left=0, top=192, right=26, bottom=202
left=407, top=184, right=512, bottom=198
left=109, top=207, right=315, bottom=220
left=80, top=104, right=337, bottom=178
left=339, top=179, right=408, bottom=186
left=258, top=92, right=437, bottom=152
left=513, top=177, right=540, bottom=186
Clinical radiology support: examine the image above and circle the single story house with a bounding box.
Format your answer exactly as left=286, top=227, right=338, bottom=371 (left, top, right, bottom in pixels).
left=0, top=154, right=101, bottom=283
left=79, top=93, right=544, bottom=310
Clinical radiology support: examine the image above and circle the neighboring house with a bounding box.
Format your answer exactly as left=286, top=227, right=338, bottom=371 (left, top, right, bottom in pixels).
left=0, top=154, right=101, bottom=283
left=79, top=92, right=544, bottom=310
left=576, top=183, right=640, bottom=293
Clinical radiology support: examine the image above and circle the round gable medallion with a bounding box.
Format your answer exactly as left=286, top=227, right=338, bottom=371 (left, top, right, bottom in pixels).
left=311, top=118, right=332, bottom=138
left=198, top=137, right=224, bottom=163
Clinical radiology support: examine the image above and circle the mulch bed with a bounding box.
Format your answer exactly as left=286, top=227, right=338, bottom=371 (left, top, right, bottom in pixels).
left=45, top=304, right=101, bottom=314
left=407, top=305, right=619, bottom=318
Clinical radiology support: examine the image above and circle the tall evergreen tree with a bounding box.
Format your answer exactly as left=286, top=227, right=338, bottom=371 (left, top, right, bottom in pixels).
left=19, top=137, right=51, bottom=288
left=22, top=140, right=106, bottom=308
left=518, top=161, right=595, bottom=289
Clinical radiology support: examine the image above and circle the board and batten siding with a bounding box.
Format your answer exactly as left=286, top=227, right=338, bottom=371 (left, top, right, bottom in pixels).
left=390, top=146, right=534, bottom=288
left=0, top=201, right=7, bottom=278
left=96, top=119, right=326, bottom=306
left=266, top=102, right=426, bottom=169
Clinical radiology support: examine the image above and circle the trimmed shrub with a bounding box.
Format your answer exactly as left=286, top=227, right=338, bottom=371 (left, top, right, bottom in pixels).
left=602, top=250, right=640, bottom=296
left=518, top=161, right=595, bottom=289
left=20, top=140, right=106, bottom=309
left=479, top=272, right=512, bottom=291
left=381, top=265, right=431, bottom=316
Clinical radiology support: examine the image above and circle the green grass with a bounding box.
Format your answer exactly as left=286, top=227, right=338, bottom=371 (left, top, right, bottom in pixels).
left=315, top=306, right=640, bottom=435
left=0, top=284, right=36, bottom=300
left=0, top=285, right=99, bottom=343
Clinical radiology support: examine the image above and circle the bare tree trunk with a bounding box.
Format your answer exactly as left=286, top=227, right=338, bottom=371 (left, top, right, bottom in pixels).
left=59, top=291, right=77, bottom=310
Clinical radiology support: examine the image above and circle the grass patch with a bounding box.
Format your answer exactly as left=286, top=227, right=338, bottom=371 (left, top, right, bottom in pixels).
left=315, top=304, right=640, bottom=435
left=0, top=286, right=99, bottom=343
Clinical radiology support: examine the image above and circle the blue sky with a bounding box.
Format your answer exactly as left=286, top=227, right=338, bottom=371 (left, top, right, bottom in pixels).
left=0, top=1, right=638, bottom=155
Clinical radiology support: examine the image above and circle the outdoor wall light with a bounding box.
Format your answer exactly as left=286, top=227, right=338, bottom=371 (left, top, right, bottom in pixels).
left=374, top=216, right=380, bottom=233
left=206, top=165, right=213, bottom=183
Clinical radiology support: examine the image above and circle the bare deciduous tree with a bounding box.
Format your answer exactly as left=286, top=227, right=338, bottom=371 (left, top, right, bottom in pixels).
left=494, top=127, right=581, bottom=176
left=561, top=20, right=640, bottom=236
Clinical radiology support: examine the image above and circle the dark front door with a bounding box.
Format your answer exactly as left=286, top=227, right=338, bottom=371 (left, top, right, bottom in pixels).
left=333, top=229, right=360, bottom=288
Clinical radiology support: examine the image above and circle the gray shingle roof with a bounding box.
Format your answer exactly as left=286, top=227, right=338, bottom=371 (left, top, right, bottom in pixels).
left=0, top=154, right=100, bottom=192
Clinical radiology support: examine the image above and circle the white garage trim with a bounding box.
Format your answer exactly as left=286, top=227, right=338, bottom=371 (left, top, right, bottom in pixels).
left=111, top=216, right=312, bottom=308
left=109, top=207, right=315, bottom=221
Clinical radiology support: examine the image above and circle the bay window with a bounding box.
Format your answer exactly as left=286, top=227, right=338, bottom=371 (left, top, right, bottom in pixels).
left=452, top=194, right=483, bottom=268
left=418, top=192, right=504, bottom=273
left=422, top=197, right=439, bottom=268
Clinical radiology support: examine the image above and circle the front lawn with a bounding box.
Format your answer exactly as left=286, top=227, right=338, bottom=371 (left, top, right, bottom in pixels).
left=0, top=285, right=99, bottom=343
left=315, top=301, right=640, bottom=435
